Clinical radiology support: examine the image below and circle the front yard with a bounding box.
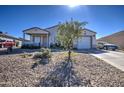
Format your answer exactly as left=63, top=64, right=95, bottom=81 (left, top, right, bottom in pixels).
left=0, top=49, right=124, bottom=87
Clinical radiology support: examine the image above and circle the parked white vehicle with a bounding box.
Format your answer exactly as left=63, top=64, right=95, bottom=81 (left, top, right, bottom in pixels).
left=97, top=42, right=118, bottom=51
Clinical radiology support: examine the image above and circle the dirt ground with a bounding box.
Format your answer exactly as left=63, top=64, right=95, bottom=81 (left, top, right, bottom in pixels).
left=0, top=49, right=124, bottom=87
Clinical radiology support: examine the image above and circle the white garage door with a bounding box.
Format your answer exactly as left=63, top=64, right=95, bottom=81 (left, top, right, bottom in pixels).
left=77, top=37, right=91, bottom=49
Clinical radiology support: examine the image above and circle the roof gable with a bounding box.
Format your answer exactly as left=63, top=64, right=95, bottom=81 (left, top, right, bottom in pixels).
left=83, top=28, right=96, bottom=34
left=23, top=26, right=96, bottom=35
left=45, top=25, right=96, bottom=34
left=23, top=27, right=49, bottom=34
left=45, top=25, right=58, bottom=30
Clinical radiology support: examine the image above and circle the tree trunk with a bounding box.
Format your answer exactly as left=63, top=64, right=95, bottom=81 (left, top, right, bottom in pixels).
left=68, top=49, right=71, bottom=63
left=67, top=49, right=73, bottom=87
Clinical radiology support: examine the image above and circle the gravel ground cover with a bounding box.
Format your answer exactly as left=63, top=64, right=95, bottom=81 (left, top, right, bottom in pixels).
left=0, top=49, right=124, bottom=87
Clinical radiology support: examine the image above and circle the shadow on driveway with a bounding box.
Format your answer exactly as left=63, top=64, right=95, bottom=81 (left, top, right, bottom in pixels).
left=74, top=49, right=109, bottom=54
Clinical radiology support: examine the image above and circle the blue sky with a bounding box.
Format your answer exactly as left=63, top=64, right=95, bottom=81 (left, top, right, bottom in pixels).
left=0, top=5, right=124, bottom=39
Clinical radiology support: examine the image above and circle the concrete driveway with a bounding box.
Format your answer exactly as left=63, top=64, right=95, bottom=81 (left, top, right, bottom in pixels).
left=90, top=50, right=124, bottom=71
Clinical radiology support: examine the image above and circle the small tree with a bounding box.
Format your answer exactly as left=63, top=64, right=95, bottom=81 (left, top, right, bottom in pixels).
left=57, top=19, right=87, bottom=62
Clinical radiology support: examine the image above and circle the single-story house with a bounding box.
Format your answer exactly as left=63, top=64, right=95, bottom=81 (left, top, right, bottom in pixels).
left=23, top=25, right=96, bottom=49
left=0, top=31, right=29, bottom=47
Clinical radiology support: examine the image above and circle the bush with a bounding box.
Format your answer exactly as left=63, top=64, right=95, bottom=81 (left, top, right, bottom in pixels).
left=32, top=48, right=52, bottom=65
left=33, top=52, right=43, bottom=59
left=40, top=48, right=51, bottom=58
left=33, top=48, right=51, bottom=59
left=50, top=43, right=61, bottom=48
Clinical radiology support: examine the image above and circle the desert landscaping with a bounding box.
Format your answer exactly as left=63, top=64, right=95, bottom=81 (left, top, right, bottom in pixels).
left=0, top=8, right=124, bottom=87
left=0, top=48, right=124, bottom=87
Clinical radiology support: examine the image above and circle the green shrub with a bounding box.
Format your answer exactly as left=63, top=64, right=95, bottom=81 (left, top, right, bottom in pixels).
left=33, top=48, right=51, bottom=59
left=50, top=43, right=61, bottom=49
left=32, top=48, right=52, bottom=65
left=33, top=52, right=43, bottom=59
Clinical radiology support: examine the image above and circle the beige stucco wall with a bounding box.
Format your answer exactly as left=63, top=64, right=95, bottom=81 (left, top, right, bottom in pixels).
left=46, top=27, right=96, bottom=49
left=24, top=26, right=96, bottom=49
left=84, top=29, right=96, bottom=36
left=83, top=29, right=96, bottom=48
left=92, top=35, right=96, bottom=48
left=46, top=26, right=58, bottom=46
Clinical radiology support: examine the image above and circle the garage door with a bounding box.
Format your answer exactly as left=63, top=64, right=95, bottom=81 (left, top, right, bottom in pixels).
left=77, top=36, right=91, bottom=49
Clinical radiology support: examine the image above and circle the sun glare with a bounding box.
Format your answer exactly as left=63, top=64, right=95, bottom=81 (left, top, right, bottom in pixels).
left=68, top=5, right=79, bottom=8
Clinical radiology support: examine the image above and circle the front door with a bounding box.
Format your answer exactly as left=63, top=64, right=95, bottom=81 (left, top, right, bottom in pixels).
left=34, top=35, right=47, bottom=47
left=34, top=36, right=42, bottom=46
left=34, top=36, right=40, bottom=43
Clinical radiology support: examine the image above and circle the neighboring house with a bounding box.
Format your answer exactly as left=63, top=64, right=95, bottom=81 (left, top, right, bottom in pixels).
left=97, top=30, right=124, bottom=49
left=0, top=31, right=28, bottom=47
left=23, top=25, right=96, bottom=49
